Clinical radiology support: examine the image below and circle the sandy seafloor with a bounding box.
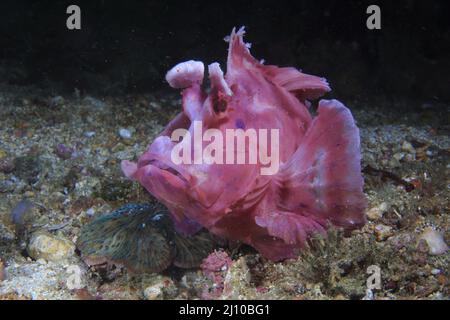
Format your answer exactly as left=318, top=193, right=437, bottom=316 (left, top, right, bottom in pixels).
left=0, top=84, right=448, bottom=300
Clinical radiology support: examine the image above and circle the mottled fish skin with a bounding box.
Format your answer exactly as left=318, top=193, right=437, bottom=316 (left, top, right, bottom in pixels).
left=77, top=204, right=215, bottom=273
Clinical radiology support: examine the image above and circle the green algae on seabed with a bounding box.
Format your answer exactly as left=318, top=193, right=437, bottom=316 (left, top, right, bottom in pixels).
left=77, top=203, right=216, bottom=273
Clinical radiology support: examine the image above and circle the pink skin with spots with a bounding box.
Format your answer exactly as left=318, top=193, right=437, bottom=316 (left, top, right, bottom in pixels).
left=122, top=27, right=366, bottom=261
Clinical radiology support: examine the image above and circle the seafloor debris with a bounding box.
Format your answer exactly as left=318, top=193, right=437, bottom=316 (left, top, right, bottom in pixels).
left=54, top=143, right=74, bottom=160
left=11, top=199, right=35, bottom=226
left=0, top=157, right=15, bottom=174
left=363, top=164, right=415, bottom=192
left=27, top=231, right=75, bottom=262
left=13, top=155, right=42, bottom=184
left=418, top=228, right=449, bottom=256
left=200, top=250, right=233, bottom=299
left=0, top=259, right=5, bottom=282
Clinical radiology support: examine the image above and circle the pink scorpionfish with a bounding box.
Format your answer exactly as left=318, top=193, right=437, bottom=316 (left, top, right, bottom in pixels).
left=122, top=27, right=367, bottom=261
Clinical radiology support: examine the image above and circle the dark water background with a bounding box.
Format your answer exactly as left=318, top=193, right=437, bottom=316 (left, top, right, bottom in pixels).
left=0, top=0, right=449, bottom=105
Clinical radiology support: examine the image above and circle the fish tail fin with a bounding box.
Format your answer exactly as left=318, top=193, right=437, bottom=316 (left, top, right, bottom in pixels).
left=278, top=99, right=367, bottom=230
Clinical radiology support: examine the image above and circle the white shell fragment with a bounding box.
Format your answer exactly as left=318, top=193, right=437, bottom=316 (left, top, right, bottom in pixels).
left=418, top=228, right=449, bottom=255
left=119, top=128, right=132, bottom=139
left=165, top=60, right=204, bottom=89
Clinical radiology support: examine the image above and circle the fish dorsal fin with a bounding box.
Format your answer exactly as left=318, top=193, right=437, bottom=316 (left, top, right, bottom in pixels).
left=226, top=26, right=258, bottom=74
left=260, top=65, right=331, bottom=101
left=226, top=26, right=330, bottom=101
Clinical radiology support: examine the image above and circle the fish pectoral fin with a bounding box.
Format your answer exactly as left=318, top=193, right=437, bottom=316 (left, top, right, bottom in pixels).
left=255, top=210, right=327, bottom=246
left=278, top=99, right=367, bottom=229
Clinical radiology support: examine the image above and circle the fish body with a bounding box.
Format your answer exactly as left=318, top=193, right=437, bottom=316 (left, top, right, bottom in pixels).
left=122, top=27, right=366, bottom=260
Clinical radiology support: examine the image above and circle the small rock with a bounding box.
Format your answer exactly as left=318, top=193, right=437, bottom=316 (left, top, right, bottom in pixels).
left=143, top=283, right=164, bottom=300
left=374, top=224, right=394, bottom=241
left=401, top=141, right=415, bottom=154
left=85, top=208, right=95, bottom=217
left=11, top=199, right=35, bottom=226
left=118, top=128, right=132, bottom=139
left=0, top=179, right=15, bottom=193
left=0, top=259, right=5, bottom=281
left=201, top=250, right=233, bottom=275
left=366, top=202, right=388, bottom=221
left=0, top=158, right=15, bottom=173
left=49, top=96, right=65, bottom=108
left=97, top=179, right=132, bottom=201
left=55, top=144, right=74, bottom=160
left=84, top=131, right=96, bottom=138
left=418, top=228, right=449, bottom=255
left=143, top=276, right=176, bottom=300
left=14, top=155, right=41, bottom=184
left=403, top=153, right=416, bottom=162
left=83, top=96, right=106, bottom=109
left=27, top=231, right=75, bottom=262
left=431, top=269, right=441, bottom=275
left=390, top=233, right=414, bottom=250
left=393, top=152, right=404, bottom=161
left=222, top=257, right=251, bottom=299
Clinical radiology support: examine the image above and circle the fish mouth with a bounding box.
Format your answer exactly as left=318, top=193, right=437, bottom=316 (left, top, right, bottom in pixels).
left=143, top=158, right=190, bottom=184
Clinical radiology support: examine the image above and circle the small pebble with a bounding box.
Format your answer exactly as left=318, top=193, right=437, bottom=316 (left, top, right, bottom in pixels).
left=27, top=231, right=75, bottom=262
left=118, top=128, right=132, bottom=139
left=84, top=131, right=96, bottom=138
left=11, top=199, right=35, bottom=226
left=431, top=269, right=441, bottom=275
left=401, top=141, right=415, bottom=153
left=49, top=96, right=65, bottom=108
left=366, top=202, right=388, bottom=221
left=55, top=144, right=74, bottom=160
left=393, top=152, right=404, bottom=161
left=418, top=228, right=449, bottom=255
left=0, top=179, right=15, bottom=193
left=14, top=155, right=41, bottom=184
left=0, top=158, right=15, bottom=173
left=374, top=224, right=394, bottom=241
left=143, top=276, right=176, bottom=300
left=83, top=96, right=106, bottom=109
left=143, top=283, right=164, bottom=300
left=0, top=259, right=4, bottom=281
left=390, top=233, right=414, bottom=250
